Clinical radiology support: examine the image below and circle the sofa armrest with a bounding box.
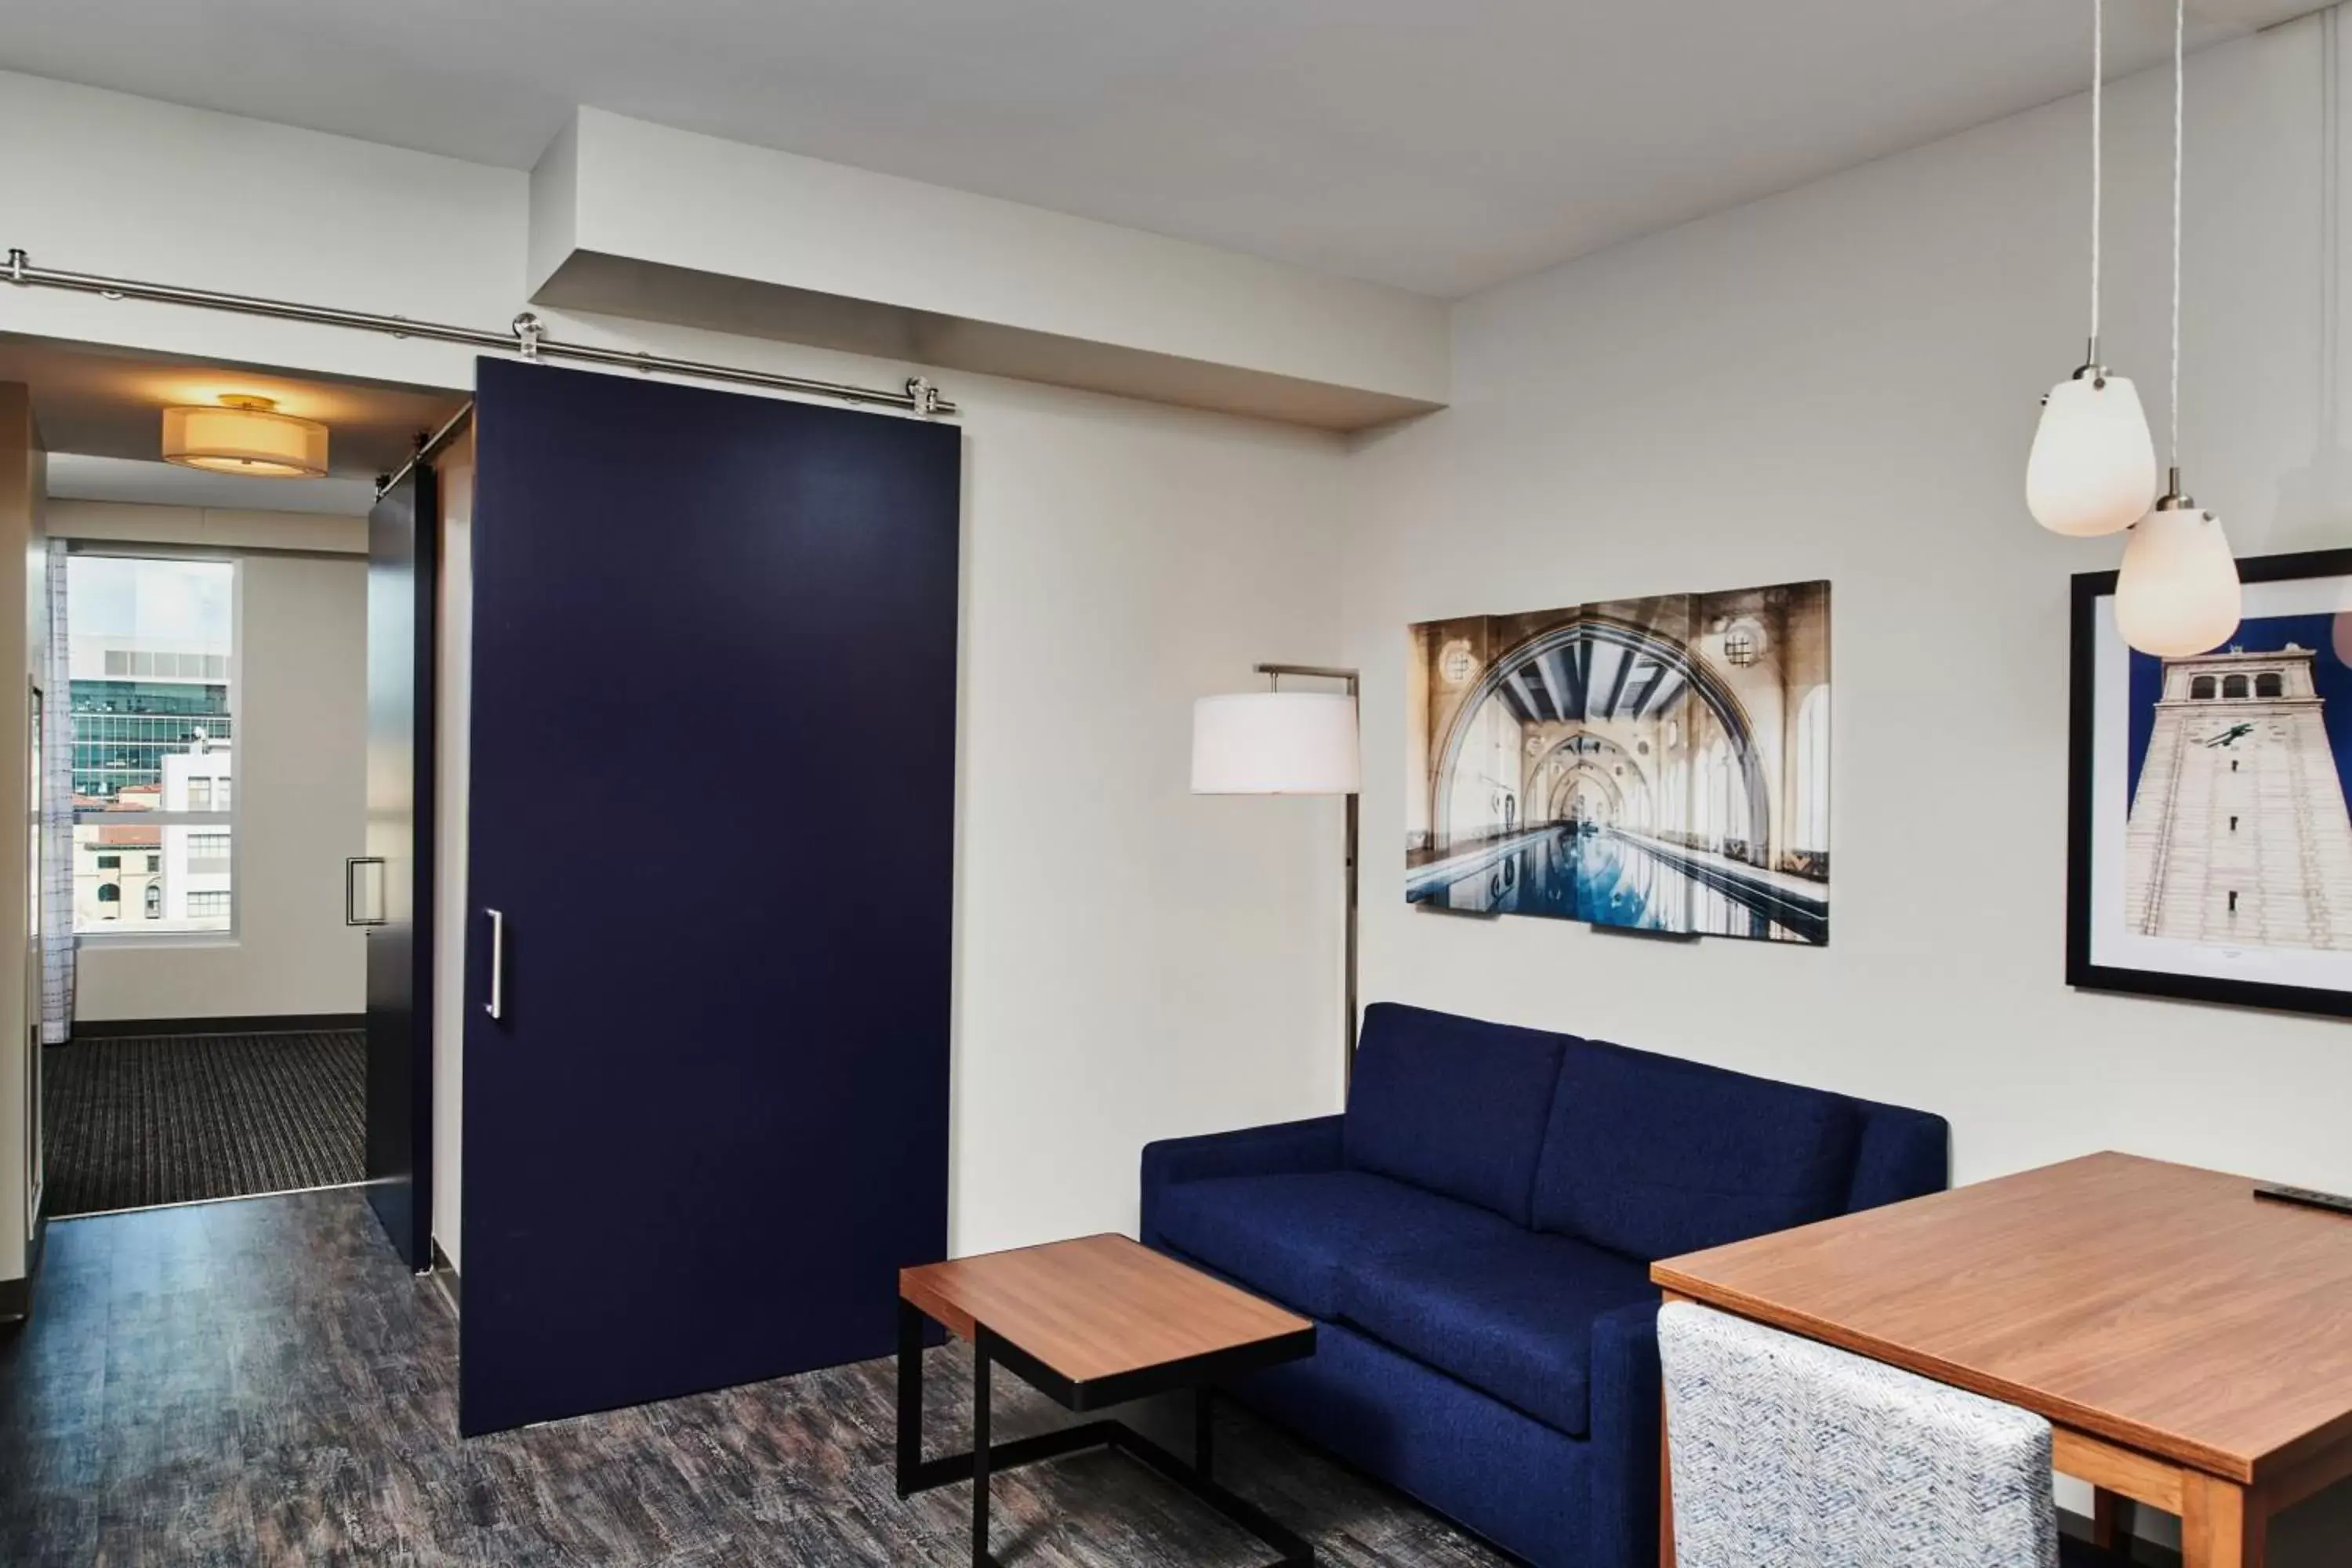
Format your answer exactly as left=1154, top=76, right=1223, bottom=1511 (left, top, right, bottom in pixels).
left=1845, top=1105, right=1952, bottom=1214
left=1139, top=1115, right=1345, bottom=1250
left=1585, top=1295, right=1664, bottom=1568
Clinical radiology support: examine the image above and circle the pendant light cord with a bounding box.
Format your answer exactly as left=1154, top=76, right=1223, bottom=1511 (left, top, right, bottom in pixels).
left=2091, top=0, right=2103, bottom=347
left=2170, top=0, right=2185, bottom=469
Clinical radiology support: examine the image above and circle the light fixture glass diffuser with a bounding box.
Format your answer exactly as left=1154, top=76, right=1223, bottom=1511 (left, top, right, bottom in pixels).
left=1190, top=692, right=1359, bottom=796
left=2026, top=0, right=2156, bottom=536
left=2115, top=0, right=2241, bottom=659
left=2027, top=368, right=2156, bottom=535
left=162, top=395, right=329, bottom=478
left=2116, top=482, right=2240, bottom=657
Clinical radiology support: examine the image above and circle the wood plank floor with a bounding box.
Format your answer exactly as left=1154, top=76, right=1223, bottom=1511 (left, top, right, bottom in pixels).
left=0, top=1189, right=1514, bottom=1566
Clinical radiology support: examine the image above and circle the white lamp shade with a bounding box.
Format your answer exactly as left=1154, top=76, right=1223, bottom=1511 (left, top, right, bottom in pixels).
left=2027, top=375, right=2158, bottom=536
left=2116, top=506, right=2242, bottom=657
left=162, top=399, right=329, bottom=478
left=1191, top=692, right=1359, bottom=795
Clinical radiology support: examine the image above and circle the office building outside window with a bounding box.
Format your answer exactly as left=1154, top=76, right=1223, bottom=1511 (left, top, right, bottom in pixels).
left=67, top=557, right=237, bottom=935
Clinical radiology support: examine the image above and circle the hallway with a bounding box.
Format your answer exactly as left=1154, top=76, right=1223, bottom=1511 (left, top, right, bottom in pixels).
left=0, top=1190, right=1508, bottom=1566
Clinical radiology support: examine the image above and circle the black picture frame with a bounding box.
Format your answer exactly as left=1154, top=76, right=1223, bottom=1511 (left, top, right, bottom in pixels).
left=2067, top=546, right=2352, bottom=1018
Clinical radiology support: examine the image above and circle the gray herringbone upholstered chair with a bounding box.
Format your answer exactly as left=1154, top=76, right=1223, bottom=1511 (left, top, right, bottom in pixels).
left=1659, top=1302, right=2129, bottom=1568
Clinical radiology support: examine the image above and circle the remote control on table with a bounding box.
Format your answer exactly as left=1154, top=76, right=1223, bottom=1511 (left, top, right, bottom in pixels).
left=2253, top=1183, right=2352, bottom=1216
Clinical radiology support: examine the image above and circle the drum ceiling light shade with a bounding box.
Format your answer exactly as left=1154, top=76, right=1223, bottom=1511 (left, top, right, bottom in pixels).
left=161, top=394, right=329, bottom=478
left=1190, top=691, right=1359, bottom=795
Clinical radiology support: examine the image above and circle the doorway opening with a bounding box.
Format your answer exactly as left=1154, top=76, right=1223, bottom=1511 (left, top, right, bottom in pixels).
left=2, top=333, right=464, bottom=1223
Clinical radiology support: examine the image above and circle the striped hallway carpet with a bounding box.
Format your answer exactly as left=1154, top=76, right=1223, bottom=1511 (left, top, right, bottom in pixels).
left=40, top=1029, right=365, bottom=1218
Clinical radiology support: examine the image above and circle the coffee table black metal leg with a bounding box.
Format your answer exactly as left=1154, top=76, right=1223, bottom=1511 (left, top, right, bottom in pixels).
left=972, top=1328, right=995, bottom=1568
left=1195, top=1383, right=1214, bottom=1479
left=897, top=1299, right=924, bottom=1497
left=895, top=1305, right=1305, bottom=1566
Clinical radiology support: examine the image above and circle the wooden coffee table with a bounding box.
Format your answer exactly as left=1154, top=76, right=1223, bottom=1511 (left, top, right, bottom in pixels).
left=898, top=1232, right=1318, bottom=1566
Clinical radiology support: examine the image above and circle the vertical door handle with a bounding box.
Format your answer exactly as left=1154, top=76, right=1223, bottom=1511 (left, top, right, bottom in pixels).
left=344, top=857, right=387, bottom=926
left=485, top=909, right=505, bottom=1019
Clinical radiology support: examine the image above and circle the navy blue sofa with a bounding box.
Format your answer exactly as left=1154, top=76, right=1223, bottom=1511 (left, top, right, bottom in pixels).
left=1139, top=1003, right=1949, bottom=1568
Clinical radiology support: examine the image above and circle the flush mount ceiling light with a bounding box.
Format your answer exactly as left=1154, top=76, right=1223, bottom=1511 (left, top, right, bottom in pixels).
left=2115, top=0, right=2241, bottom=656
left=2026, top=0, right=2157, bottom=537
left=161, top=394, right=329, bottom=478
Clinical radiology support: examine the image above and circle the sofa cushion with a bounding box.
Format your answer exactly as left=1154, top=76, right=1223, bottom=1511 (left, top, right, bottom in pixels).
left=1533, top=1040, right=1864, bottom=1261
left=1152, top=1169, right=1519, bottom=1319
left=1343, top=1003, right=1573, bottom=1225
left=1341, top=1231, right=1656, bottom=1437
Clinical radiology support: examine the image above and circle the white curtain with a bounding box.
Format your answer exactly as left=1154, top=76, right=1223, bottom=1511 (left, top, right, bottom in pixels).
left=40, top=540, right=74, bottom=1044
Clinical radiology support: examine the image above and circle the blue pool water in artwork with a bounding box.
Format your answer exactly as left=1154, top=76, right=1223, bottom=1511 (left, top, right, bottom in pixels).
left=1408, top=826, right=1684, bottom=930
left=1406, top=825, right=1835, bottom=942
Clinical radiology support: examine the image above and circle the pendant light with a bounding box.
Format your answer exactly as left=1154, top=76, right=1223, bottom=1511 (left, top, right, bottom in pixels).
left=2116, top=0, right=2241, bottom=657
left=2027, top=0, right=2158, bottom=536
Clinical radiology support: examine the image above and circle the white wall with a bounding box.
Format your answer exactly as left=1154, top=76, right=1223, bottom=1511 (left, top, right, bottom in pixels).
left=947, top=379, right=1346, bottom=1254
left=0, top=71, right=1351, bottom=1258
left=1352, top=12, right=2352, bottom=1197
left=48, top=503, right=368, bottom=1022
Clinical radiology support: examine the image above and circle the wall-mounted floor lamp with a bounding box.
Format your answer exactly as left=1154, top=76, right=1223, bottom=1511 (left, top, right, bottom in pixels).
left=1191, top=664, right=1362, bottom=1087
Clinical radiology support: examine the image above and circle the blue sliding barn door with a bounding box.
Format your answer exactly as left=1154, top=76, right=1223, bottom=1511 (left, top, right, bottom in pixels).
left=459, top=358, right=958, bottom=1436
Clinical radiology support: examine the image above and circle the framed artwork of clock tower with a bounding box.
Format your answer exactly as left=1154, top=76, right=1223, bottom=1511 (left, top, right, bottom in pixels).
left=2069, top=546, right=2352, bottom=1017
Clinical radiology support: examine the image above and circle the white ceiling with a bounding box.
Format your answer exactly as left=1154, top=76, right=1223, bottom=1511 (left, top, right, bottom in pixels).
left=0, top=0, right=2322, bottom=297
left=0, top=335, right=466, bottom=510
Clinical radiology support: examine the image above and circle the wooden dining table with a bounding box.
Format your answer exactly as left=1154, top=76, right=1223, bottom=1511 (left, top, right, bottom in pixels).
left=1651, top=1152, right=2352, bottom=1567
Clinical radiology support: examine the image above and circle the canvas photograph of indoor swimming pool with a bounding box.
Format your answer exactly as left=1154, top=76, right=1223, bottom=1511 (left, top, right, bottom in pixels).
left=1404, top=581, right=1831, bottom=944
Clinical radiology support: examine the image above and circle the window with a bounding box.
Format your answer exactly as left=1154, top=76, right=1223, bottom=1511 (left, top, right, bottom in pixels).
left=2256, top=673, right=2284, bottom=699
left=2190, top=676, right=2217, bottom=699
left=1722, top=626, right=1757, bottom=667
left=2223, top=675, right=2249, bottom=699
left=68, top=556, right=237, bottom=935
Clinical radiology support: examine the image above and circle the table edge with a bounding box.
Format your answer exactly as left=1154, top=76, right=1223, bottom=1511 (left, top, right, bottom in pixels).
left=1653, top=1267, right=2273, bottom=1486
left=898, top=1237, right=1317, bottom=1395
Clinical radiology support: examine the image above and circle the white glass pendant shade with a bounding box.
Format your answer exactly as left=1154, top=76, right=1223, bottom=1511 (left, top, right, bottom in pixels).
left=2027, top=373, right=2158, bottom=536
left=1191, top=692, right=1359, bottom=795
left=2116, top=502, right=2241, bottom=656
